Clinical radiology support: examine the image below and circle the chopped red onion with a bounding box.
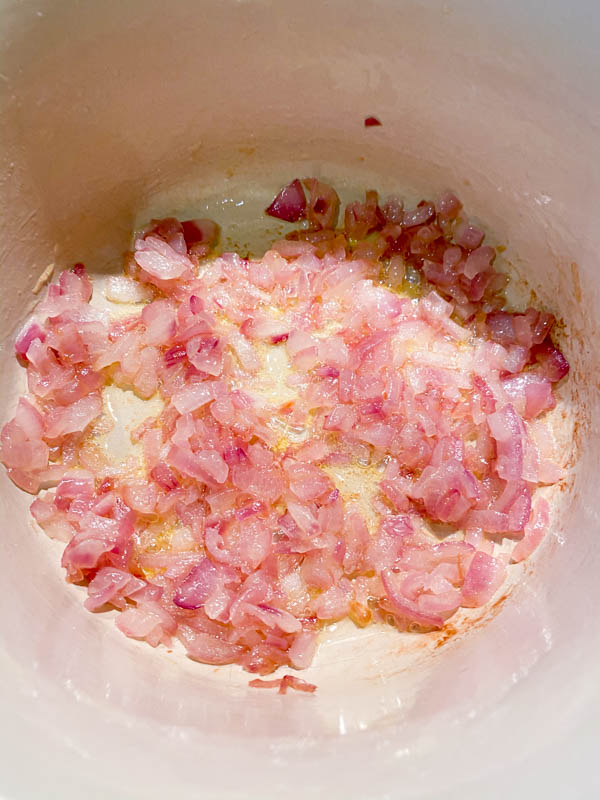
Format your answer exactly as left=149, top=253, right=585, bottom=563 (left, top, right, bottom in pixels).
left=0, top=182, right=569, bottom=681
left=265, top=179, right=307, bottom=223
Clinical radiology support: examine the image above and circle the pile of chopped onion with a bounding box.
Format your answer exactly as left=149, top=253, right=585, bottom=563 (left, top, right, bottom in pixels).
left=0, top=179, right=569, bottom=682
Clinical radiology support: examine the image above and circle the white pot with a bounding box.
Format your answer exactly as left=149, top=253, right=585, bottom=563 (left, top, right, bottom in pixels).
left=0, top=1, right=598, bottom=797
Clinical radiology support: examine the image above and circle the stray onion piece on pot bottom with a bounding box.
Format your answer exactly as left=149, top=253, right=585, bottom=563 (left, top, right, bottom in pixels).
left=0, top=178, right=569, bottom=687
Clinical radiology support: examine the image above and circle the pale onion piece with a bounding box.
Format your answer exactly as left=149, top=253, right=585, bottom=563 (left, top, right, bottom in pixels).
left=134, top=235, right=194, bottom=280
left=106, top=276, right=153, bottom=304
left=32, top=263, right=55, bottom=294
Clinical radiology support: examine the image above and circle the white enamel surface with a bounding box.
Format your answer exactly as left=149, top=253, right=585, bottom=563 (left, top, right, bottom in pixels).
left=0, top=1, right=599, bottom=797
